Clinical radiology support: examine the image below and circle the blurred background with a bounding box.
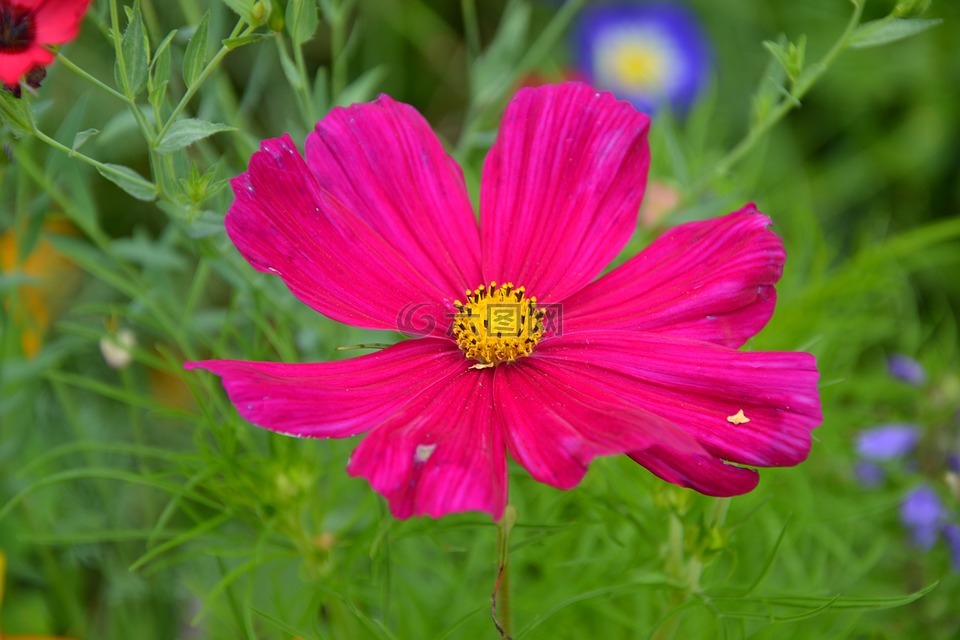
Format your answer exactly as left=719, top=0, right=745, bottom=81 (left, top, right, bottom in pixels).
left=1, top=0, right=959, bottom=637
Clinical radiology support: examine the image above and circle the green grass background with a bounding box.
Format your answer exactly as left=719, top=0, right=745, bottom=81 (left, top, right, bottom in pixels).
left=2, top=0, right=959, bottom=637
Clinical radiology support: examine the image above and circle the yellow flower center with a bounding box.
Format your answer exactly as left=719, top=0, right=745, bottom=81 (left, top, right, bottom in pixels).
left=453, top=282, right=544, bottom=367
left=612, top=44, right=666, bottom=89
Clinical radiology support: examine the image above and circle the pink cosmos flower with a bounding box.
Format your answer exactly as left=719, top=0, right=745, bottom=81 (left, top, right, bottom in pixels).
left=187, top=82, right=822, bottom=520
left=0, top=0, right=92, bottom=90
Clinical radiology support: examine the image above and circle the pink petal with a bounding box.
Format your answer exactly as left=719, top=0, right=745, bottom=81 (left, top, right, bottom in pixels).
left=534, top=331, right=822, bottom=468
left=495, top=359, right=757, bottom=494
left=185, top=338, right=465, bottom=438
left=480, top=82, right=650, bottom=302
left=34, top=0, right=92, bottom=43
left=304, top=95, right=482, bottom=296
left=562, top=206, right=784, bottom=347
left=628, top=446, right=759, bottom=496
left=227, top=134, right=454, bottom=334
left=0, top=47, right=54, bottom=85
left=347, top=368, right=507, bottom=519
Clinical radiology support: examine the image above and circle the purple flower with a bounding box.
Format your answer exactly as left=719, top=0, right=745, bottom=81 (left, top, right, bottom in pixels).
left=574, top=3, right=711, bottom=114
left=887, top=354, right=926, bottom=386
left=854, top=461, right=886, bottom=488
left=947, top=453, right=960, bottom=474
left=943, top=523, right=960, bottom=571
left=900, top=485, right=945, bottom=549
left=856, top=424, right=921, bottom=461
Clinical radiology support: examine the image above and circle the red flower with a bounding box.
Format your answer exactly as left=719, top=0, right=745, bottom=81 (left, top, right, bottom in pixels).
left=0, top=0, right=92, bottom=89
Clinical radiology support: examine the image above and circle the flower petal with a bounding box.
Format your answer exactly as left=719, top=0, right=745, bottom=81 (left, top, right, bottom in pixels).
left=185, top=338, right=464, bottom=438
left=562, top=206, right=783, bottom=348
left=347, top=368, right=507, bottom=519
left=34, top=0, right=92, bottom=43
left=534, top=330, right=821, bottom=468
left=304, top=95, right=482, bottom=296
left=0, top=47, right=54, bottom=85
left=496, top=359, right=757, bottom=494
left=227, top=134, right=453, bottom=333
left=480, top=81, right=650, bottom=302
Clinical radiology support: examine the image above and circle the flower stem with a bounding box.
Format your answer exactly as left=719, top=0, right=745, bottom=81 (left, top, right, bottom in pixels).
left=696, top=0, right=866, bottom=191
left=492, top=505, right=518, bottom=639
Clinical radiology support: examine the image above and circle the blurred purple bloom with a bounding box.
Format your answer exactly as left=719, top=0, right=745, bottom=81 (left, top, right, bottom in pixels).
left=900, top=485, right=945, bottom=549
left=574, top=2, right=710, bottom=114
left=943, top=523, right=960, bottom=571
left=887, top=354, right=926, bottom=386
left=948, top=453, right=960, bottom=474
left=854, top=461, right=886, bottom=488
left=856, top=424, right=921, bottom=460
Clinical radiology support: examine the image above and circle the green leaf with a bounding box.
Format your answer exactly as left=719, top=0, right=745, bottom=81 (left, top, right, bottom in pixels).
left=155, top=118, right=235, bottom=153
left=285, top=0, right=319, bottom=45
left=115, top=1, right=150, bottom=97
left=72, top=128, right=100, bottom=151
left=849, top=17, right=943, bottom=49
left=335, top=66, right=386, bottom=107
left=182, top=11, right=210, bottom=88
left=149, top=29, right=176, bottom=109
left=0, top=85, right=35, bottom=135
left=222, top=0, right=256, bottom=21
left=222, top=32, right=273, bottom=50
left=471, top=0, right=531, bottom=107
left=96, top=163, right=158, bottom=201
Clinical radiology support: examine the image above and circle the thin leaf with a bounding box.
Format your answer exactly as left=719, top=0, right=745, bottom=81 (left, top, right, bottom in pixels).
left=286, top=0, right=319, bottom=45
left=72, top=128, right=99, bottom=151
left=115, top=0, right=150, bottom=96
left=96, top=163, right=157, bottom=201
left=0, top=88, right=34, bottom=135
left=849, top=17, right=943, bottom=49
left=182, top=11, right=210, bottom=88
left=155, top=118, right=235, bottom=153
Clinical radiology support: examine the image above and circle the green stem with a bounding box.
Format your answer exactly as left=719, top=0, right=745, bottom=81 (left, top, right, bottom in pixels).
left=56, top=53, right=129, bottom=103
left=330, top=0, right=352, bottom=102
left=461, top=0, right=481, bottom=61
left=703, top=0, right=865, bottom=187
left=455, top=0, right=586, bottom=156
left=30, top=129, right=157, bottom=197
left=155, top=19, right=251, bottom=142
left=292, top=34, right=317, bottom=122
left=493, top=505, right=518, bottom=639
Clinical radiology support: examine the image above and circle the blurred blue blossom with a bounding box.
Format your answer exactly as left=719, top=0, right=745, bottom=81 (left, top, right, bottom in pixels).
left=943, top=524, right=960, bottom=571
left=887, top=353, right=927, bottom=386
left=573, top=2, right=710, bottom=114
left=900, top=485, right=945, bottom=549
left=854, top=461, right=886, bottom=488
left=855, top=424, right=921, bottom=461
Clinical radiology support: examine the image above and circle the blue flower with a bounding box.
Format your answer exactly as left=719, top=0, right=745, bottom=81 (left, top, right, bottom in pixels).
left=854, top=461, right=886, bottom=488
left=574, top=2, right=711, bottom=114
left=943, top=523, right=960, bottom=571
left=900, top=485, right=946, bottom=549
left=887, top=353, right=926, bottom=386
left=855, top=424, right=921, bottom=461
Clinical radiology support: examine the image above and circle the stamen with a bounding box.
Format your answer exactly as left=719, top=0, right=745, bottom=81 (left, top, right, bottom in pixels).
left=453, top=282, right=545, bottom=366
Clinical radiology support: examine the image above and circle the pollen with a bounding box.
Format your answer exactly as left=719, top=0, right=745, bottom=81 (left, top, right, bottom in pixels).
left=452, top=282, right=545, bottom=366
left=727, top=409, right=750, bottom=425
